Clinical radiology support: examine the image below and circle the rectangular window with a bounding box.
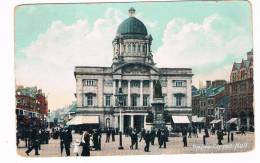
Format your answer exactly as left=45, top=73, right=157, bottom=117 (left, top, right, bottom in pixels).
left=86, top=95, right=93, bottom=106
left=131, top=95, right=139, bottom=106
left=131, top=81, right=140, bottom=88
left=105, top=95, right=111, bottom=107
left=173, top=80, right=186, bottom=87
left=176, top=96, right=182, bottom=106
left=143, top=95, right=149, bottom=106
left=84, top=79, right=97, bottom=86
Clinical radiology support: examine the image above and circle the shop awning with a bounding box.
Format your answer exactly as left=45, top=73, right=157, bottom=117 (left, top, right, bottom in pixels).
left=66, top=115, right=99, bottom=125
left=210, top=119, right=221, bottom=124
left=226, top=118, right=238, bottom=124
left=192, top=116, right=206, bottom=123
left=197, top=117, right=206, bottom=123
left=192, top=116, right=198, bottom=122
left=172, top=116, right=190, bottom=124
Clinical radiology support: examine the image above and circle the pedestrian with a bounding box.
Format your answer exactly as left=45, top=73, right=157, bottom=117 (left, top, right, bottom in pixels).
left=125, top=127, right=129, bottom=137
left=198, top=125, right=202, bottom=134
left=193, top=126, right=198, bottom=138
left=92, top=130, right=99, bottom=150
left=112, top=128, right=115, bottom=142
left=63, top=128, right=72, bottom=156
left=144, top=130, right=151, bottom=152
left=231, top=132, right=234, bottom=142
left=217, top=129, right=223, bottom=145
left=130, top=129, right=138, bottom=149
left=160, top=129, right=167, bottom=148
left=81, top=131, right=90, bottom=156
left=188, top=126, right=192, bottom=138
left=157, top=129, right=161, bottom=146
left=25, top=127, right=40, bottom=156
left=203, top=128, right=209, bottom=145
left=150, top=128, right=156, bottom=145
left=105, top=128, right=111, bottom=143
left=182, top=127, right=188, bottom=147
left=139, top=128, right=145, bottom=142
left=97, top=128, right=102, bottom=150
left=165, top=128, right=169, bottom=142
left=241, top=126, right=246, bottom=135
left=59, top=128, right=65, bottom=156
left=72, top=139, right=81, bottom=156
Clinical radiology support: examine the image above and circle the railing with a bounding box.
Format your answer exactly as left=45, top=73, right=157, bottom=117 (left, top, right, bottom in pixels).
left=114, top=106, right=151, bottom=112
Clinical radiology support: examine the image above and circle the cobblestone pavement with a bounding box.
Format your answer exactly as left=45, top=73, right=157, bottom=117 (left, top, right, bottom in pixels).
left=17, top=132, right=255, bottom=157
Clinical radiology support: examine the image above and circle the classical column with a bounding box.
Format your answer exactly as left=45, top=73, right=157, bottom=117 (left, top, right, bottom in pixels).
left=112, top=80, right=116, bottom=106
left=118, top=79, right=122, bottom=88
left=114, top=116, right=118, bottom=129
left=128, top=80, right=131, bottom=106
left=143, top=115, right=147, bottom=129
left=140, top=80, right=143, bottom=106
left=150, top=80, right=153, bottom=105
left=120, top=114, right=124, bottom=133
left=130, top=115, right=134, bottom=128
left=146, top=43, right=149, bottom=56
left=119, top=41, right=122, bottom=56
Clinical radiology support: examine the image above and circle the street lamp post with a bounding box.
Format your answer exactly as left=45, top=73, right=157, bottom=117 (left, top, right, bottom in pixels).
left=115, top=87, right=124, bottom=150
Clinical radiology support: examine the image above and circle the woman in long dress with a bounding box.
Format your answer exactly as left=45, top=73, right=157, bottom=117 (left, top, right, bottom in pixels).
left=81, top=131, right=90, bottom=156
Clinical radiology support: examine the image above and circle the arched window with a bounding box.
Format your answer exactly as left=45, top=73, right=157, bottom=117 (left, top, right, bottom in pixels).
left=127, top=44, right=131, bottom=53
left=138, top=44, right=141, bottom=52
left=123, top=45, right=126, bottom=53
left=143, top=44, right=146, bottom=53
left=133, top=44, right=136, bottom=52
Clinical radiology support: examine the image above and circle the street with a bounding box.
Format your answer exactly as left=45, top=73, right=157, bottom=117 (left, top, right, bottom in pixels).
left=17, top=132, right=254, bottom=157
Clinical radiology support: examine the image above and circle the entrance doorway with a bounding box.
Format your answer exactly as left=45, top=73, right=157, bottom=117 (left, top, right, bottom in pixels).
left=124, top=115, right=131, bottom=133
left=134, top=115, right=144, bottom=132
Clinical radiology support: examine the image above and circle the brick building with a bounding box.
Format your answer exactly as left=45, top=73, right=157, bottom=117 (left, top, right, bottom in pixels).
left=192, top=80, right=228, bottom=127
left=16, top=86, right=48, bottom=130
left=227, top=50, right=254, bottom=130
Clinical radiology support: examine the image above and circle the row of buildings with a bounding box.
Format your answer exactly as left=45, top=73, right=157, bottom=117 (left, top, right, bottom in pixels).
left=16, top=86, right=48, bottom=131
left=192, top=50, right=254, bottom=131
left=68, top=8, right=254, bottom=132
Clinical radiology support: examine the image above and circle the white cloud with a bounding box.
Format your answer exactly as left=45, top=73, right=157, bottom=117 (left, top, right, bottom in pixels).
left=154, top=14, right=252, bottom=68
left=16, top=8, right=124, bottom=110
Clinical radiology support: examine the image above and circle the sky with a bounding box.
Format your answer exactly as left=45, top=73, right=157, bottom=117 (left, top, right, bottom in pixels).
left=15, top=1, right=253, bottom=111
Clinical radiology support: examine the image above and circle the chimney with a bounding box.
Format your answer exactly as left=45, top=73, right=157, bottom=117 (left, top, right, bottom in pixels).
left=206, top=80, right=212, bottom=88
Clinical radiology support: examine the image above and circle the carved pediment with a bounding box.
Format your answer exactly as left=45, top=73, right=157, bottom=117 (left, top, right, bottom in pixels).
left=122, top=64, right=150, bottom=75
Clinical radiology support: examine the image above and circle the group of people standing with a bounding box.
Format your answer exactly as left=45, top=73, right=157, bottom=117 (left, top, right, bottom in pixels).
left=21, top=125, right=243, bottom=157
left=61, top=128, right=102, bottom=157
left=21, top=127, right=50, bottom=156
left=105, top=128, right=116, bottom=143
left=129, top=128, right=169, bottom=152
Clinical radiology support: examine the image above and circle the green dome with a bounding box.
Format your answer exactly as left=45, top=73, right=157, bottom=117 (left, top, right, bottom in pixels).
left=117, top=17, right=148, bottom=36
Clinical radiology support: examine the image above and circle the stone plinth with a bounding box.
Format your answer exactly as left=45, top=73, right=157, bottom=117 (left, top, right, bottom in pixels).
left=151, top=98, right=165, bottom=129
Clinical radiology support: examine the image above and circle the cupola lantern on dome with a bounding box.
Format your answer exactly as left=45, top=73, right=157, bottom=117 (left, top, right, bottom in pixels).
left=128, top=7, right=136, bottom=17
left=112, top=8, right=154, bottom=66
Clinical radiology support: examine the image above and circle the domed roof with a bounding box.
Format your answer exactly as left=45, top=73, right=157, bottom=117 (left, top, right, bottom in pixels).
left=116, top=8, right=148, bottom=36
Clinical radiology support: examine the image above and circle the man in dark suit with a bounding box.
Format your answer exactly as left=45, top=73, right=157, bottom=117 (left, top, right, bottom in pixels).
left=144, top=130, right=151, bottom=152
left=25, top=127, right=40, bottom=156
left=63, top=128, right=72, bottom=156
left=182, top=127, right=188, bottom=147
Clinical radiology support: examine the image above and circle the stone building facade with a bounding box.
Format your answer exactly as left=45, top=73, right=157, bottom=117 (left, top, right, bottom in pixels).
left=74, top=8, right=193, bottom=131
